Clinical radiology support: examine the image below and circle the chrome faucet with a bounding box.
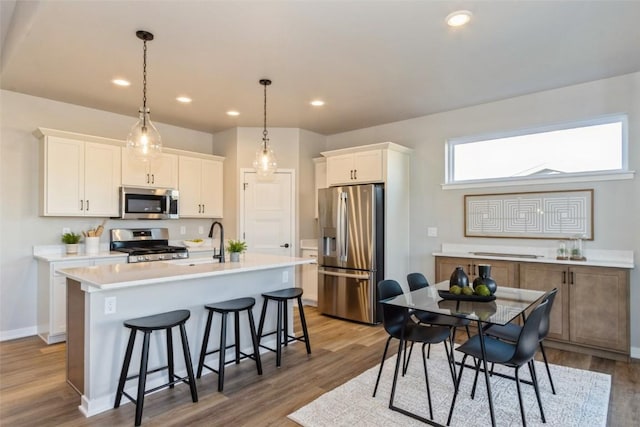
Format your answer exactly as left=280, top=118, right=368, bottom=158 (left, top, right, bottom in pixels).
left=208, top=221, right=225, bottom=263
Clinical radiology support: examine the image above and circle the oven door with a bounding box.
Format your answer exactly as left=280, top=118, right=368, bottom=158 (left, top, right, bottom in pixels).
left=120, top=187, right=179, bottom=219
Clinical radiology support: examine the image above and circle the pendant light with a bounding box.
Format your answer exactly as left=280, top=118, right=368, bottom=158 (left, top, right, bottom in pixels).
left=126, top=30, right=162, bottom=161
left=253, top=79, right=277, bottom=179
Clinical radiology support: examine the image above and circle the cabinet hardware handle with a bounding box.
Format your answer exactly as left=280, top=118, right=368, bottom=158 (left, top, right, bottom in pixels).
left=151, top=174, right=155, bottom=184
left=562, top=271, right=566, bottom=284
left=202, top=204, right=205, bottom=213
left=473, top=264, right=476, bottom=276
left=350, top=170, right=353, bottom=180
left=354, top=169, right=357, bottom=180
left=569, top=271, right=574, bottom=285
left=86, top=200, right=89, bottom=211
left=467, top=264, right=472, bottom=275
left=146, top=173, right=150, bottom=184
left=198, top=204, right=201, bottom=213
left=80, top=200, right=83, bottom=211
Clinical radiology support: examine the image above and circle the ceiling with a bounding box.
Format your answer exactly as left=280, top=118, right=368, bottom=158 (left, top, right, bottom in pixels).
left=2, top=1, right=639, bottom=136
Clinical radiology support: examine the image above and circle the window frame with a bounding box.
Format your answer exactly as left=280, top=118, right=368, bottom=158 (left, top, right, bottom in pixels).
left=444, top=114, right=632, bottom=189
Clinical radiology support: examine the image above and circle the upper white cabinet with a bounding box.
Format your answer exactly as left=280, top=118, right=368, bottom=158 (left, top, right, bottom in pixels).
left=178, top=154, right=224, bottom=218
left=37, top=129, right=121, bottom=217
left=121, top=151, right=178, bottom=188
left=324, top=148, right=383, bottom=186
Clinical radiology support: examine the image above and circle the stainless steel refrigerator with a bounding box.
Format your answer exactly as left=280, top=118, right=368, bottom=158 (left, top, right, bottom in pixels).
left=317, top=184, right=384, bottom=324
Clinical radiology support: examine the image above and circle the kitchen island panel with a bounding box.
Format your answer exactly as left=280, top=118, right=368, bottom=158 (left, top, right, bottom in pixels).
left=64, top=257, right=307, bottom=417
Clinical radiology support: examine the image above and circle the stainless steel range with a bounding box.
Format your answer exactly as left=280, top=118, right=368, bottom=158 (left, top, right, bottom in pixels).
left=110, top=228, right=189, bottom=263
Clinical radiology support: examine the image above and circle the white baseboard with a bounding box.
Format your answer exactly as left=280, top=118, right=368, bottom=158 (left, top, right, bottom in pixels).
left=0, top=326, right=37, bottom=342
left=630, top=346, right=640, bottom=360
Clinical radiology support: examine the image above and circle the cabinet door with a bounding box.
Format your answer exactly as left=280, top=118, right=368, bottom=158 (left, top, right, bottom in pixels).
left=570, top=266, right=629, bottom=352
left=178, top=156, right=202, bottom=217
left=326, top=154, right=355, bottom=185
left=353, top=149, right=382, bottom=182
left=44, top=137, right=84, bottom=215
left=150, top=153, right=178, bottom=188
left=121, top=150, right=150, bottom=186
left=435, top=257, right=474, bottom=283
left=84, top=143, right=121, bottom=217
left=200, top=159, right=223, bottom=218
left=520, top=263, right=569, bottom=341
left=51, top=260, right=93, bottom=336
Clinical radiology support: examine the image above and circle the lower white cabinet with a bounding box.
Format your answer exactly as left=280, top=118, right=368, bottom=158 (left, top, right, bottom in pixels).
left=37, top=256, right=127, bottom=344
left=300, top=248, right=318, bottom=306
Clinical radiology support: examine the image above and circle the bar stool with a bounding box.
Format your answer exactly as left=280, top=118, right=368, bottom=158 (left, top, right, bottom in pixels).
left=257, top=287, right=311, bottom=367
left=114, top=309, right=198, bottom=426
left=196, top=297, right=262, bottom=391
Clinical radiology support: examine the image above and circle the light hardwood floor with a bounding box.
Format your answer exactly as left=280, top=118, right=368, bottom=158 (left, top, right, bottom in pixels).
left=1, top=307, right=638, bottom=426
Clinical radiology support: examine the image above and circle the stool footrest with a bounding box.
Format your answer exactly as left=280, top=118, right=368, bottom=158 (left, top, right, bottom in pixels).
left=200, top=351, right=258, bottom=375
left=259, top=334, right=307, bottom=353
left=119, top=374, right=195, bottom=405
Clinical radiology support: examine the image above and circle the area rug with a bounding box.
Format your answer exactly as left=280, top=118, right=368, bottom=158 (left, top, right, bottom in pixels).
left=288, top=345, right=610, bottom=426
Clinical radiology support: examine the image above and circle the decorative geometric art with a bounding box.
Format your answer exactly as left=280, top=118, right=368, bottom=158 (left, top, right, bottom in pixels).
left=465, top=190, right=593, bottom=239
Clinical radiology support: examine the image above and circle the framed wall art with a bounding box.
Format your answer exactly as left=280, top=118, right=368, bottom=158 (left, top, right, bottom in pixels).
left=464, top=189, right=593, bottom=240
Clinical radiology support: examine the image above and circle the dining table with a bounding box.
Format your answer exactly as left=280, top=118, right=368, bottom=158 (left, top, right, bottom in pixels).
left=380, top=280, right=546, bottom=427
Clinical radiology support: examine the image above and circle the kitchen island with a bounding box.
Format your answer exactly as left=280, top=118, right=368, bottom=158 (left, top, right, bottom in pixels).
left=59, top=253, right=314, bottom=417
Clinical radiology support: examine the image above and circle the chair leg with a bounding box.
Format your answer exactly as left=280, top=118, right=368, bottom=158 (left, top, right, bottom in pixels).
left=275, top=300, right=283, bottom=367
left=218, top=312, right=227, bottom=391
left=514, top=366, right=527, bottom=427
left=529, top=360, right=546, bottom=423
left=471, top=358, right=481, bottom=399
left=247, top=308, right=263, bottom=375
left=166, top=327, right=174, bottom=389
left=197, top=310, right=214, bottom=378
left=444, top=336, right=457, bottom=386
left=115, top=329, right=136, bottom=408
left=465, top=325, right=471, bottom=338
left=373, top=336, right=392, bottom=397
left=297, top=296, right=311, bottom=354
left=134, top=331, right=151, bottom=427
left=179, top=323, right=198, bottom=403
left=402, top=341, right=413, bottom=376
left=539, top=342, right=556, bottom=394
left=257, top=298, right=269, bottom=344
left=421, top=343, right=434, bottom=420
left=234, top=311, right=241, bottom=364
left=447, top=354, right=468, bottom=426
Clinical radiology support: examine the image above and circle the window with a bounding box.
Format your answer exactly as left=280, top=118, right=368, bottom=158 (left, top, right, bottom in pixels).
left=446, top=114, right=629, bottom=185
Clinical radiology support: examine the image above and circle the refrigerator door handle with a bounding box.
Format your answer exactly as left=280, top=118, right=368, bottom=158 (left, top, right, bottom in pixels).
left=338, top=191, right=348, bottom=262
left=318, top=269, right=370, bottom=280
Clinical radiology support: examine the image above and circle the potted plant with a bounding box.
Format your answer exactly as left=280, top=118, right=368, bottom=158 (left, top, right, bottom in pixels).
left=62, top=232, right=82, bottom=254
left=226, top=240, right=247, bottom=262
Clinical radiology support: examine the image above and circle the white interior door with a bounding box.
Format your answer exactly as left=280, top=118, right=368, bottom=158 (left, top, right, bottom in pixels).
left=241, top=170, right=295, bottom=256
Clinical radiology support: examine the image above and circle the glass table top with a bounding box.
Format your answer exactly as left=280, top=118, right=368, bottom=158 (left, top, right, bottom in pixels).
left=381, top=281, right=546, bottom=326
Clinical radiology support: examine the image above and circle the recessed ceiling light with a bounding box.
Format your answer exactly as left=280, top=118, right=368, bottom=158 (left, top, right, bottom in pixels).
left=310, top=100, right=325, bottom=107
left=446, top=10, right=472, bottom=27
left=226, top=110, right=240, bottom=116
left=112, top=78, right=130, bottom=86
left=176, top=96, right=192, bottom=103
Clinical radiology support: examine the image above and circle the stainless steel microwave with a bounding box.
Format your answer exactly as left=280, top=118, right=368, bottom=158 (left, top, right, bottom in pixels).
left=119, top=187, right=179, bottom=219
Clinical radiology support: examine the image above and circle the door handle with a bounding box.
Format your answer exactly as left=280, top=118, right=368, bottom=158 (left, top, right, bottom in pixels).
left=151, top=174, right=155, bottom=184
left=198, top=204, right=201, bottom=213
left=318, top=269, right=370, bottom=280
left=146, top=173, right=150, bottom=184
left=202, top=204, right=205, bottom=213
left=350, top=170, right=354, bottom=180
left=86, top=200, right=89, bottom=211
left=353, top=169, right=357, bottom=180
left=80, top=200, right=83, bottom=211
left=280, top=243, right=290, bottom=248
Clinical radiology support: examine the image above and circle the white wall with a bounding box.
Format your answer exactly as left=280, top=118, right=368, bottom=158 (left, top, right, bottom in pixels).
left=0, top=90, right=216, bottom=339
left=326, top=72, right=640, bottom=351
left=298, top=129, right=326, bottom=242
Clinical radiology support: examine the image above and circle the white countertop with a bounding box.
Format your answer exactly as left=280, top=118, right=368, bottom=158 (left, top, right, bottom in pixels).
left=58, top=252, right=314, bottom=291
left=33, top=245, right=128, bottom=262
left=434, top=243, right=634, bottom=269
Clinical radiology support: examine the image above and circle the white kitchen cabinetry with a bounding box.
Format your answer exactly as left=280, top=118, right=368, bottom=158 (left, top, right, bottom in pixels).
left=321, top=142, right=412, bottom=287
left=300, top=246, right=318, bottom=306
left=325, top=148, right=383, bottom=186
left=313, top=157, right=327, bottom=218
left=178, top=155, right=224, bottom=218
left=37, top=255, right=127, bottom=344
left=122, top=151, right=178, bottom=188
left=37, top=129, right=121, bottom=217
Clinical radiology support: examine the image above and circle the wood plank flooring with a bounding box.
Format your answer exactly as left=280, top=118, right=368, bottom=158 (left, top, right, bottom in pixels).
left=1, top=307, right=638, bottom=426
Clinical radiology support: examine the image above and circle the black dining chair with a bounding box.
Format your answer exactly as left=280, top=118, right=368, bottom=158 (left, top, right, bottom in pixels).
left=373, top=279, right=455, bottom=420
left=404, top=273, right=471, bottom=372
left=485, top=288, right=558, bottom=394
left=447, top=299, right=549, bottom=427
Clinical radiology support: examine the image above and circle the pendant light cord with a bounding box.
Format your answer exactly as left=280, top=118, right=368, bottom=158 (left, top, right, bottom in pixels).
left=142, top=39, right=148, bottom=128
left=262, top=81, right=268, bottom=150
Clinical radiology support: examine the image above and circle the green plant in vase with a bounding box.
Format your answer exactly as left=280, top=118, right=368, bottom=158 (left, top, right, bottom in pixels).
left=226, top=240, right=247, bottom=262
left=62, top=232, right=82, bottom=254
